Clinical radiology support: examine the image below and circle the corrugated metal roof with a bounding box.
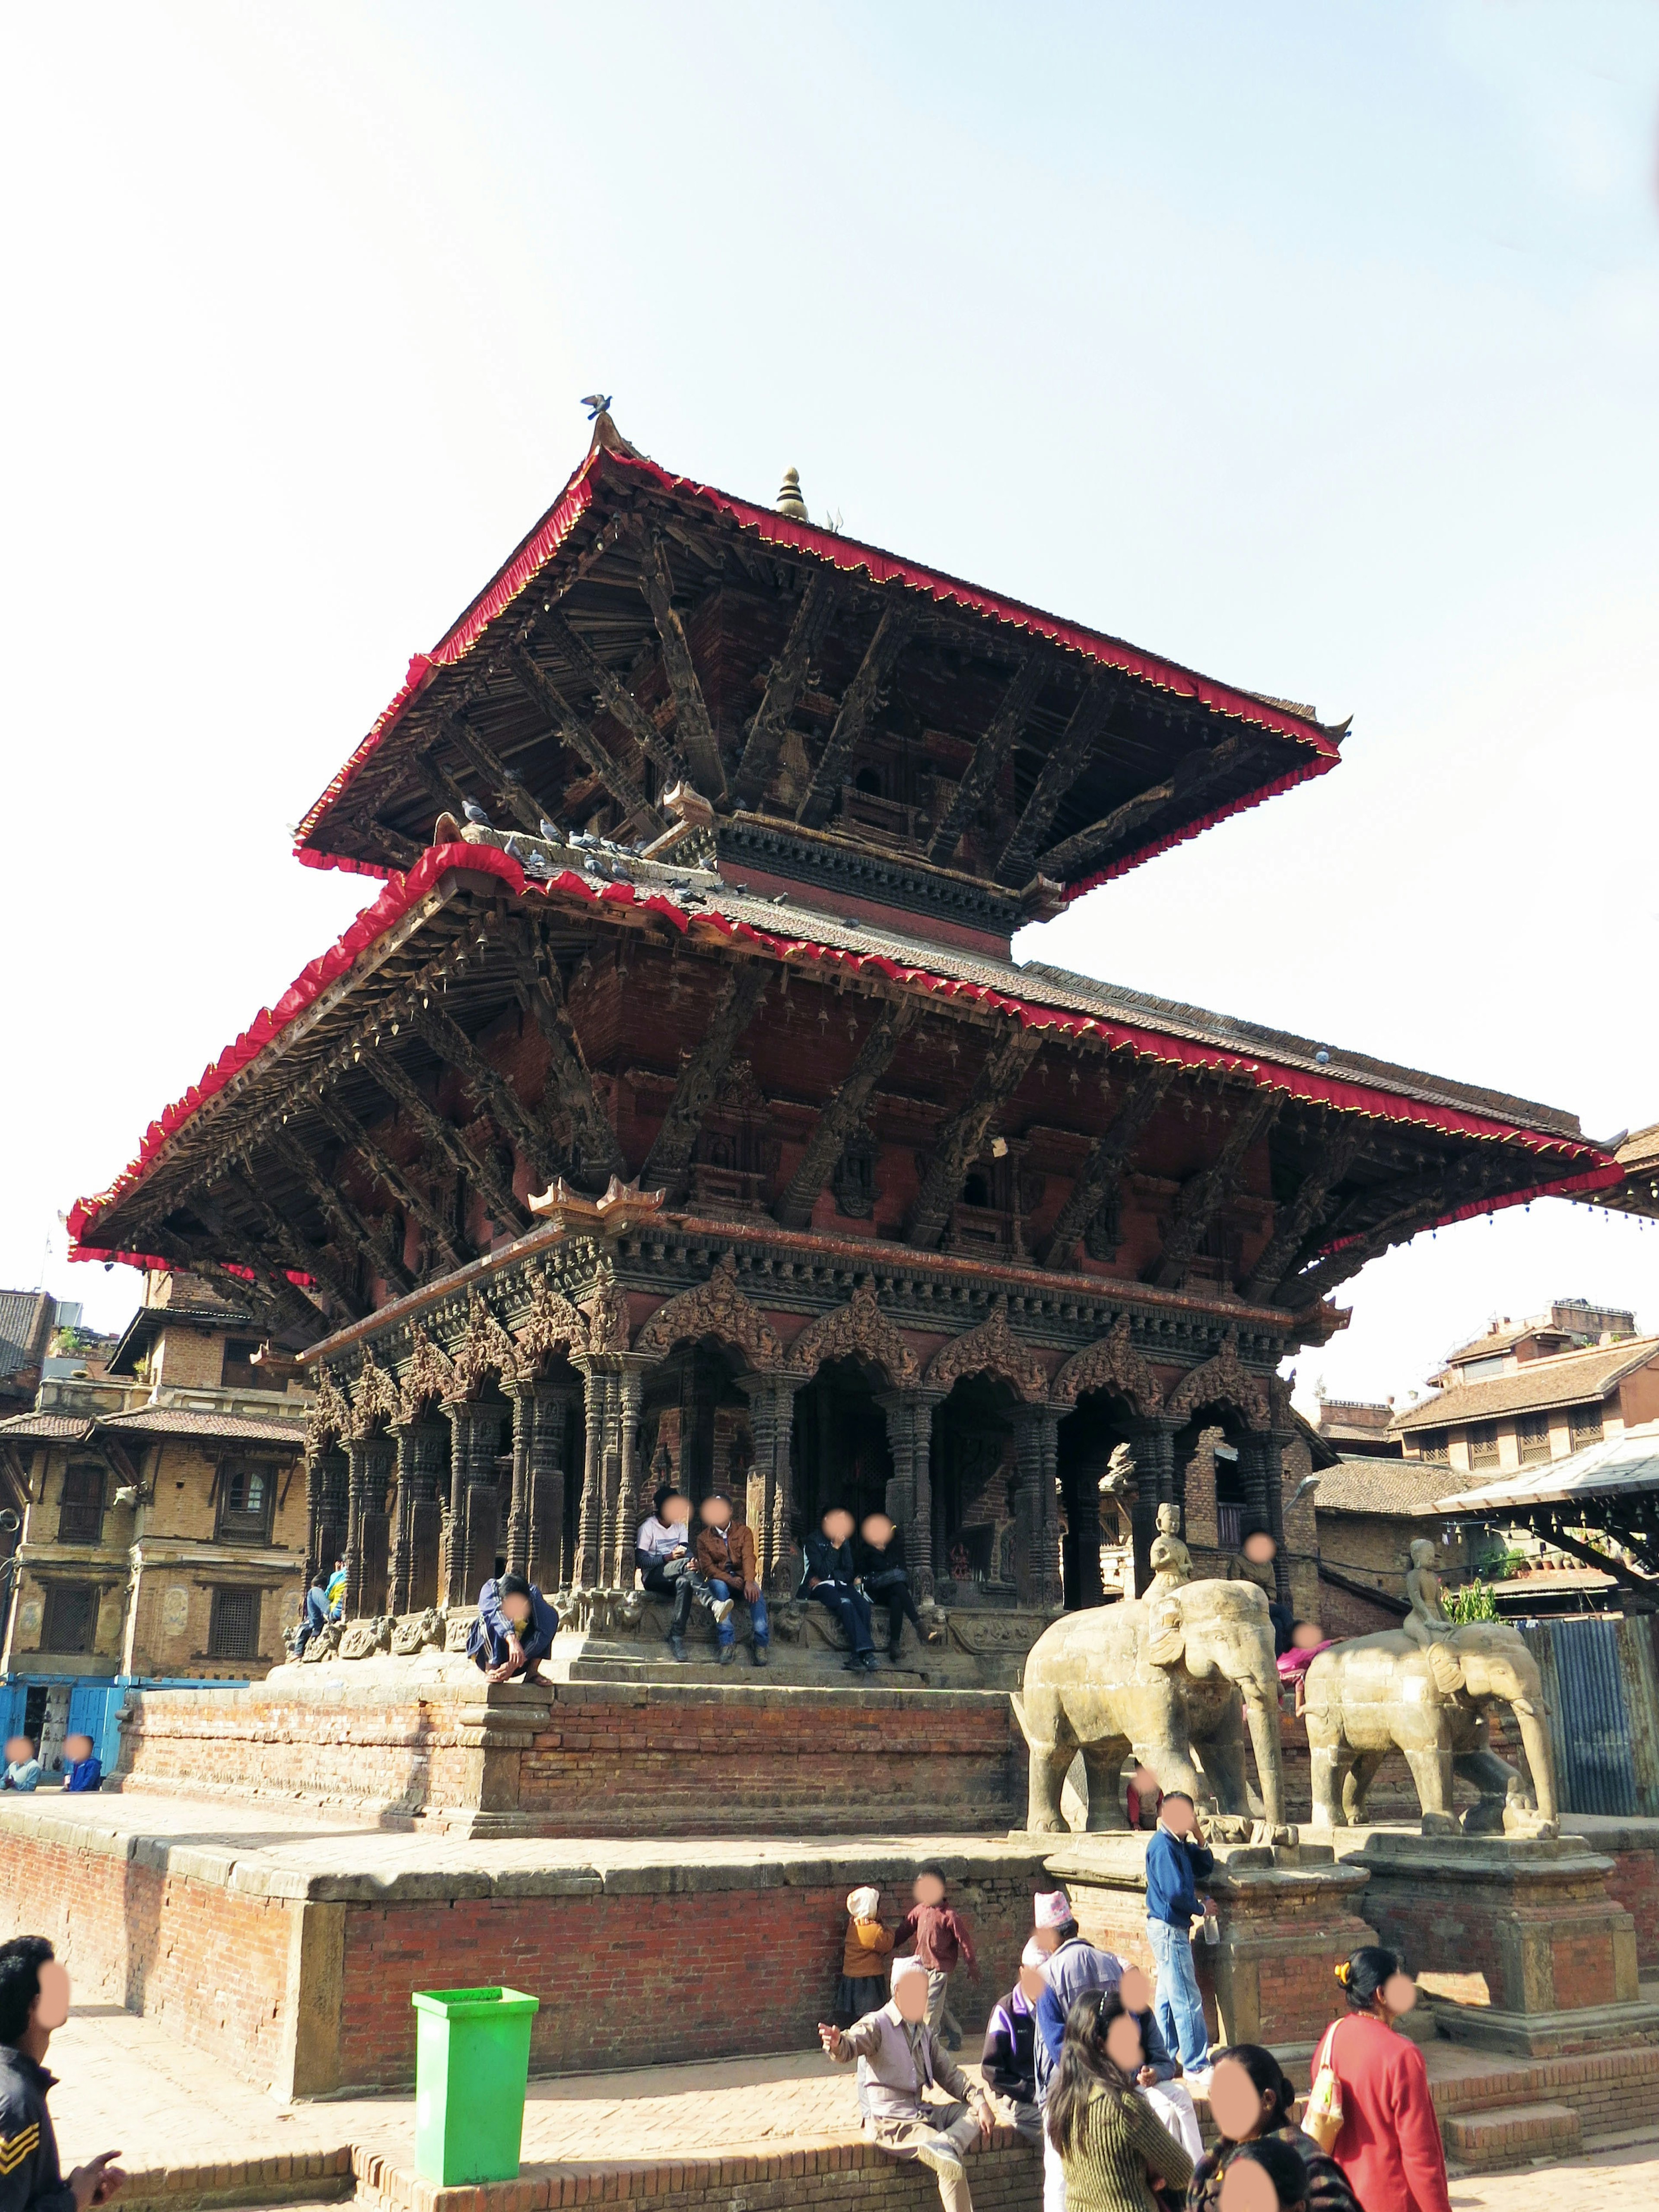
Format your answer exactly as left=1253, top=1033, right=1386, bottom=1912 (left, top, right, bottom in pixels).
left=1391, top=1336, right=1659, bottom=1431
left=1429, top=1420, right=1659, bottom=1513
left=0, top=1291, right=52, bottom=1383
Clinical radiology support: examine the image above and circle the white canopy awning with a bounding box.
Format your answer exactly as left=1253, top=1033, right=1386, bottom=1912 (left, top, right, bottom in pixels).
left=1427, top=1419, right=1659, bottom=1515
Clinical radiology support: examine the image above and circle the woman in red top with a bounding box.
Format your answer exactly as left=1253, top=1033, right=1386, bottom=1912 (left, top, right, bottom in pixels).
left=1314, top=1948, right=1449, bottom=2212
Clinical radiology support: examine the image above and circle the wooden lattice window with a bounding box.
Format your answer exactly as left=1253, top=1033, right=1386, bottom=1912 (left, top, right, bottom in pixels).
left=1517, top=1412, right=1552, bottom=1465
left=216, top=1462, right=275, bottom=1545
left=207, top=1586, right=261, bottom=1659
left=1417, top=1432, right=1449, bottom=1466
left=1468, top=1422, right=1500, bottom=1470
left=57, top=1462, right=105, bottom=1545
left=1568, top=1402, right=1605, bottom=1447
left=41, top=1583, right=98, bottom=1653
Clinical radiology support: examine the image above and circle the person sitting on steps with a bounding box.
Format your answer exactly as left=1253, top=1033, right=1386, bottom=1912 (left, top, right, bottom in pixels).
left=636, top=1485, right=729, bottom=1663
left=801, top=1505, right=878, bottom=1671
left=467, top=1571, right=559, bottom=1685
left=856, top=1510, right=927, bottom=1664
left=694, top=1492, right=769, bottom=1668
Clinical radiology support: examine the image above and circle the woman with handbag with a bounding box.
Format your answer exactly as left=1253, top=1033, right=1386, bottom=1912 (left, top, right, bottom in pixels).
left=1186, top=2045, right=1359, bottom=2212
left=1046, top=1988, right=1192, bottom=2212
left=1305, top=1948, right=1449, bottom=2212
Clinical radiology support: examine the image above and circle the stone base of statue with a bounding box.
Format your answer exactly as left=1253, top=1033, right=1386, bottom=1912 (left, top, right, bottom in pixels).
left=1355, top=1830, right=1659, bottom=2056
left=1034, top=1832, right=1378, bottom=2052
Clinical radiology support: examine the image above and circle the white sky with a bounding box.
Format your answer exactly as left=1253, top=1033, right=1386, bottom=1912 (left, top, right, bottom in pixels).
left=4, top=4, right=1657, bottom=1411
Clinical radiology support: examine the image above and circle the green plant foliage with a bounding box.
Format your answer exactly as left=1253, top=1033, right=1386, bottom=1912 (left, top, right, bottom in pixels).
left=1445, top=1580, right=1498, bottom=1624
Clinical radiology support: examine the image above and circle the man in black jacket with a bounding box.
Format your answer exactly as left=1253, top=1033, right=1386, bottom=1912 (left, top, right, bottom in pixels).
left=799, top=1507, right=877, bottom=1671
left=0, top=1937, right=123, bottom=2212
left=855, top=1511, right=927, bottom=1663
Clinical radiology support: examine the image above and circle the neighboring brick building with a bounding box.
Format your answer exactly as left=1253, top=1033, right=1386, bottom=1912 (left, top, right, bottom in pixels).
left=1309, top=1395, right=1401, bottom=1458
left=0, top=1272, right=311, bottom=1767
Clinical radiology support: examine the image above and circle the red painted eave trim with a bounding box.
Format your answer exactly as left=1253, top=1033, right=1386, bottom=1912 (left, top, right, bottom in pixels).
left=67, top=845, right=1618, bottom=1271
left=292, top=446, right=1340, bottom=870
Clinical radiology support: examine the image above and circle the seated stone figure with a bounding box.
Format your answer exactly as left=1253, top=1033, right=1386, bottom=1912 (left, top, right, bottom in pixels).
left=1147, top=1502, right=1193, bottom=1599
left=1401, top=1537, right=1463, bottom=1695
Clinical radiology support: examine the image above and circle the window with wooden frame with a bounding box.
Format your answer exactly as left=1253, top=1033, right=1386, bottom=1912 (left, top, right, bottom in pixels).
left=215, top=1462, right=275, bottom=1545
left=1468, top=1422, right=1500, bottom=1470
left=1568, top=1402, right=1605, bottom=1447
left=1517, top=1411, right=1553, bottom=1465
left=1417, top=1431, right=1449, bottom=1466
left=57, top=1461, right=105, bottom=1545
left=207, top=1585, right=260, bottom=1659
left=41, top=1582, right=99, bottom=1653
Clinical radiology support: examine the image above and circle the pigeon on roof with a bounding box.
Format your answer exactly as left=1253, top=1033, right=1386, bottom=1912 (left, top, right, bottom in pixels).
left=462, top=799, right=492, bottom=828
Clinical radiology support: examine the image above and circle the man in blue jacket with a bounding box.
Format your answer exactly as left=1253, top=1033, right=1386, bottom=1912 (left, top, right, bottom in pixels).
left=467, top=1573, right=560, bottom=1685
left=1143, top=1791, right=1215, bottom=2080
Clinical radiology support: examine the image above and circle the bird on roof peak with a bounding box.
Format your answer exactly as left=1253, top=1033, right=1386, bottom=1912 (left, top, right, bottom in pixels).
left=583, top=395, right=644, bottom=462
left=462, top=799, right=492, bottom=828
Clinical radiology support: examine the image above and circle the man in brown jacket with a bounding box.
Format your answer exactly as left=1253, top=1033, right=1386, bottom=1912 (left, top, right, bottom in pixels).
left=694, top=1494, right=769, bottom=1666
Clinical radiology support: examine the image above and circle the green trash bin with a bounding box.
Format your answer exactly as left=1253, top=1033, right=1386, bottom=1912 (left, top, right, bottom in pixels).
left=412, top=1984, right=540, bottom=2185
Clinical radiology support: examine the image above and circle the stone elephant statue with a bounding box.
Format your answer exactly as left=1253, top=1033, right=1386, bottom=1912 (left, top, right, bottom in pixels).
left=1302, top=1621, right=1558, bottom=1838
left=1014, top=1577, right=1291, bottom=1836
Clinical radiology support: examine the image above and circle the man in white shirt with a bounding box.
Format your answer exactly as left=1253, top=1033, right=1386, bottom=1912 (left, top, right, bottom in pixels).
left=635, top=1486, right=729, bottom=1660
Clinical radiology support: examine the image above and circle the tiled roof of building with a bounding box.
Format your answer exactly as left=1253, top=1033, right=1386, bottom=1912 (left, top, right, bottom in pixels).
left=100, top=1407, right=306, bottom=1446
left=1391, top=1336, right=1659, bottom=1433
left=1315, top=1459, right=1463, bottom=1517
left=1439, top=1321, right=1531, bottom=1368
left=1431, top=1420, right=1659, bottom=1515
left=0, top=1411, right=97, bottom=1444
left=0, top=1291, right=52, bottom=1383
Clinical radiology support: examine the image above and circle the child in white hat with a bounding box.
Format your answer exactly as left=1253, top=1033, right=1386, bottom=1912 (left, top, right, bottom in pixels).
left=836, top=1883, right=895, bottom=2026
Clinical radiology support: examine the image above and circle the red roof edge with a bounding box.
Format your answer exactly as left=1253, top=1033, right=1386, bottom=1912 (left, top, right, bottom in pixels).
left=292, top=446, right=1340, bottom=871
left=68, top=843, right=1619, bottom=1274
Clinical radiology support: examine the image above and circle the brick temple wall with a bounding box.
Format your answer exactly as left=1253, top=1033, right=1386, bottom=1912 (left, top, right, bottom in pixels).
left=119, top=1680, right=1023, bottom=1836
left=516, top=1685, right=1021, bottom=1834
left=0, top=1824, right=295, bottom=2088
left=338, top=1865, right=1042, bottom=2090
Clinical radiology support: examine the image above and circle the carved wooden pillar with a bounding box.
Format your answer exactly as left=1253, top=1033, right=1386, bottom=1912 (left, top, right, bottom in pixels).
left=608, top=1357, right=652, bottom=1587
left=525, top=1382, right=572, bottom=1591
left=1013, top=1405, right=1065, bottom=1611
left=443, top=1402, right=500, bottom=1608
left=1239, top=1426, right=1293, bottom=1610
left=506, top=1384, right=533, bottom=1581
left=344, top=1432, right=394, bottom=1618
left=302, top=1447, right=327, bottom=1588
left=572, top=1360, right=609, bottom=1588
left=1126, top=1418, right=1179, bottom=1598
left=878, top=1389, right=942, bottom=1602
left=737, top=1373, right=800, bottom=1595
left=388, top=1418, right=447, bottom=1615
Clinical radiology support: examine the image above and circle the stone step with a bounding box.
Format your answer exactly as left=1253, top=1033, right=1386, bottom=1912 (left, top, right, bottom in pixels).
left=1442, top=2099, right=1582, bottom=2171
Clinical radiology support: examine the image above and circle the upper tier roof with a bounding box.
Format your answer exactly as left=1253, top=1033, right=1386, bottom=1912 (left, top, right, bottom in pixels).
left=294, top=429, right=1344, bottom=914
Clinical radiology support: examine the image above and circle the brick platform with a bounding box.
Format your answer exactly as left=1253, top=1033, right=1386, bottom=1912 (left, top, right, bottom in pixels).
left=0, top=1794, right=1048, bottom=2096
left=117, top=1672, right=1022, bottom=1837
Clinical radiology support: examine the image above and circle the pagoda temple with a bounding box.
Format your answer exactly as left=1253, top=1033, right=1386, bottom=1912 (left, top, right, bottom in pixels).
left=67, top=415, right=1625, bottom=1647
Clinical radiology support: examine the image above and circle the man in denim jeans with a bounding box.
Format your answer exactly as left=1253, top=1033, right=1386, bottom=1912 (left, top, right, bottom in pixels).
left=1143, top=1791, right=1214, bottom=2085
